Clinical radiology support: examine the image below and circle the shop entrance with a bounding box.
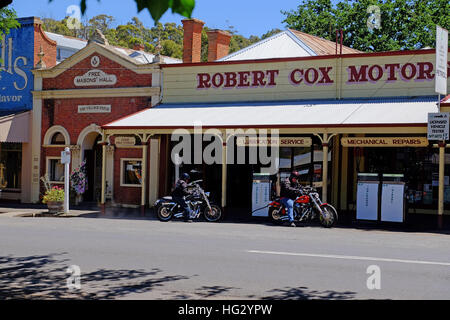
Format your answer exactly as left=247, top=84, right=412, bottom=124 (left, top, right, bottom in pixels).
left=82, top=134, right=103, bottom=203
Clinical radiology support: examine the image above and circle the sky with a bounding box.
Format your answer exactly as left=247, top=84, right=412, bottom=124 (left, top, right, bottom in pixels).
left=10, top=0, right=305, bottom=38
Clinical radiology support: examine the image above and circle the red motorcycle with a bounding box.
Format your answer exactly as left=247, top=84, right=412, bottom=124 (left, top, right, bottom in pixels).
left=268, top=186, right=338, bottom=228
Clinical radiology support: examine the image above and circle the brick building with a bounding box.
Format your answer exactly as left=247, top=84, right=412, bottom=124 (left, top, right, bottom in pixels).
left=32, top=36, right=179, bottom=207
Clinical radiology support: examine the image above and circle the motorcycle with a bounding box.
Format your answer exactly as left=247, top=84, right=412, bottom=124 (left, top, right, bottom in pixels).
left=268, top=185, right=338, bottom=228
left=154, top=180, right=222, bottom=222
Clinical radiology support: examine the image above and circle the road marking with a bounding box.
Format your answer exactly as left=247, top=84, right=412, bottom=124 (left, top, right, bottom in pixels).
left=247, top=250, right=450, bottom=267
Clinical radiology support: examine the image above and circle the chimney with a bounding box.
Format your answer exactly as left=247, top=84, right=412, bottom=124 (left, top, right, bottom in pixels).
left=207, top=30, right=231, bottom=62
left=133, top=43, right=145, bottom=51
left=182, top=18, right=205, bottom=63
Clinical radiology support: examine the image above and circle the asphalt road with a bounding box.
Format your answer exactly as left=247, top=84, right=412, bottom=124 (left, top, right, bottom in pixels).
left=1, top=215, right=450, bottom=300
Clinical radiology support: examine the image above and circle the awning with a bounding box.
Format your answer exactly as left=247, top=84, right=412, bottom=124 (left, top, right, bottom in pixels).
left=0, top=111, right=30, bottom=143
left=103, top=97, right=438, bottom=129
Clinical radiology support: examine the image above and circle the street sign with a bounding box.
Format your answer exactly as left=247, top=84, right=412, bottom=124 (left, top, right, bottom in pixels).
left=435, top=25, right=448, bottom=96
left=61, top=149, right=71, bottom=164
left=428, top=112, right=450, bottom=141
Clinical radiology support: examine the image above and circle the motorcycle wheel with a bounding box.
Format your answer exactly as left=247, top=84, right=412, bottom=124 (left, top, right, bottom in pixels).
left=203, top=204, right=222, bottom=222
left=268, top=207, right=282, bottom=224
left=157, top=205, right=174, bottom=222
left=319, top=204, right=338, bottom=228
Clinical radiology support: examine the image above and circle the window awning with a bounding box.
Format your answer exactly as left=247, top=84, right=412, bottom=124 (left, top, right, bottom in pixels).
left=103, top=97, right=438, bottom=130
left=0, top=111, right=30, bottom=143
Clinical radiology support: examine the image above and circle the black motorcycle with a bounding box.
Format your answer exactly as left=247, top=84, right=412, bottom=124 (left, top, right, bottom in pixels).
left=154, top=180, right=222, bottom=222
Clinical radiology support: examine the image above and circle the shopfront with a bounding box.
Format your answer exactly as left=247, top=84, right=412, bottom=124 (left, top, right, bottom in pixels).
left=102, top=47, right=450, bottom=222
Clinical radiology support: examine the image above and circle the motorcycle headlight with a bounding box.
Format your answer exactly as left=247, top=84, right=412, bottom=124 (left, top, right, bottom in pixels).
left=205, top=192, right=210, bottom=197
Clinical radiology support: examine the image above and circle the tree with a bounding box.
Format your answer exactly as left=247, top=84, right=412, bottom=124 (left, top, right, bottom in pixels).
left=0, top=6, right=20, bottom=41
left=282, top=0, right=450, bottom=52
left=49, top=0, right=195, bottom=24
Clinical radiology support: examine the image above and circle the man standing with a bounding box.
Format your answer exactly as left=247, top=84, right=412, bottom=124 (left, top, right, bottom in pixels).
left=172, top=173, right=194, bottom=222
left=280, top=171, right=302, bottom=227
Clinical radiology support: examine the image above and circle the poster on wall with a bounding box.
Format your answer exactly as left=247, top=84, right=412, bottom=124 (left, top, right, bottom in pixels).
left=252, top=174, right=271, bottom=217
left=356, top=182, right=379, bottom=221
left=381, top=183, right=405, bottom=222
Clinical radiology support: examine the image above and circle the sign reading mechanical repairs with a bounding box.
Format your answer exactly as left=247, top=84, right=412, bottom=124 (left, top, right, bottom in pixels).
left=341, top=137, right=429, bottom=147
left=0, top=21, right=34, bottom=114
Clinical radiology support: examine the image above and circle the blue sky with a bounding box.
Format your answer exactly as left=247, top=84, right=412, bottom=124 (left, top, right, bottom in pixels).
left=10, top=0, right=305, bottom=38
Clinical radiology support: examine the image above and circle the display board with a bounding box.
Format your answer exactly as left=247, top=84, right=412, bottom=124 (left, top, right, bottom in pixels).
left=356, top=182, right=379, bottom=221
left=381, top=183, right=405, bottom=222
left=252, top=174, right=271, bottom=217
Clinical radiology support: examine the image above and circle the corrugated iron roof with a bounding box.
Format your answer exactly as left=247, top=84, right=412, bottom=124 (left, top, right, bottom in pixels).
left=289, top=29, right=362, bottom=55
left=104, top=97, right=437, bottom=129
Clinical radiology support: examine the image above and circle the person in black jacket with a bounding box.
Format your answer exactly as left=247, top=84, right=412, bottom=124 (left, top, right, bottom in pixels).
left=172, top=172, right=194, bottom=222
left=280, top=171, right=302, bottom=227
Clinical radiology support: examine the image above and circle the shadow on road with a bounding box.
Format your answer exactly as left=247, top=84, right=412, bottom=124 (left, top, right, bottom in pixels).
left=261, top=286, right=356, bottom=300
left=0, top=253, right=189, bottom=299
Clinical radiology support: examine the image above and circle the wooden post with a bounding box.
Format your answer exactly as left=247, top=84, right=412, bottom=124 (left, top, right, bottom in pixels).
left=141, top=140, right=148, bottom=215
left=101, top=142, right=107, bottom=213
left=438, top=141, right=445, bottom=228
left=322, top=133, right=329, bottom=203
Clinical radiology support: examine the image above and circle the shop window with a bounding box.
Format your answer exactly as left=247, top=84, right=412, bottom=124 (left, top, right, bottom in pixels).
left=47, top=157, right=64, bottom=183
left=51, top=132, right=66, bottom=145
left=121, top=159, right=142, bottom=187
left=0, top=143, right=22, bottom=190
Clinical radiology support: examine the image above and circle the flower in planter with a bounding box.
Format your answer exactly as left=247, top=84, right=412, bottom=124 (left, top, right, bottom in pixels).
left=42, top=186, right=65, bottom=204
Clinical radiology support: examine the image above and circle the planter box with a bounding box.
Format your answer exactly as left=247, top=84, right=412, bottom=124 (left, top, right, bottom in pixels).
left=47, top=201, right=64, bottom=214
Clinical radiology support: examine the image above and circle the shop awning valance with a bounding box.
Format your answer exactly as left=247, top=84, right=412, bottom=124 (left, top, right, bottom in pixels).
left=0, top=111, right=30, bottom=143
left=103, top=97, right=438, bottom=129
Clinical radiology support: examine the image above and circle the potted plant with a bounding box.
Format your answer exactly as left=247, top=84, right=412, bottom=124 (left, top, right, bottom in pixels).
left=42, top=186, right=65, bottom=214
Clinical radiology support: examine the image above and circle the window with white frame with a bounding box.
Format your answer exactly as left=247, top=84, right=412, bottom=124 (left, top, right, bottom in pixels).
left=120, top=159, right=142, bottom=187
left=47, top=157, right=64, bottom=183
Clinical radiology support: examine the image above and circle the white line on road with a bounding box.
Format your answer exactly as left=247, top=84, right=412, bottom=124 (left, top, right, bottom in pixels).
left=247, top=250, right=450, bottom=267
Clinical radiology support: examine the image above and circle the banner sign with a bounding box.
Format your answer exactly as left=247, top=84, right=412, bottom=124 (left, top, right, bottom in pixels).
left=341, top=137, right=428, bottom=147
left=436, top=25, right=449, bottom=95
left=236, top=136, right=312, bottom=147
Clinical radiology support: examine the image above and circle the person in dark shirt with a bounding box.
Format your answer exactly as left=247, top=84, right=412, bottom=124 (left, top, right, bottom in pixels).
left=280, top=171, right=302, bottom=227
left=172, top=172, right=194, bottom=222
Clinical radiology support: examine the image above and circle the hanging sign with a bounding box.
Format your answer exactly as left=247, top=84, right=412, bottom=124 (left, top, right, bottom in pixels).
left=115, top=136, right=136, bottom=146
left=428, top=113, right=449, bottom=141
left=341, top=137, right=428, bottom=147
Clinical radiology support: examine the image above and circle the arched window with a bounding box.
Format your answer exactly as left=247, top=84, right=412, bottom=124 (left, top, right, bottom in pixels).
left=51, top=132, right=66, bottom=145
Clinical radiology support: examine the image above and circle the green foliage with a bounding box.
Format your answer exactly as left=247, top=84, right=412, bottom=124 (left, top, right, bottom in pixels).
left=41, top=15, right=266, bottom=60
left=283, top=0, right=450, bottom=52
left=0, top=6, right=20, bottom=41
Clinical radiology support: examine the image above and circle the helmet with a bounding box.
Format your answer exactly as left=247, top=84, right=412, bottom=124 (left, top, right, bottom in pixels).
left=181, top=173, right=190, bottom=181
left=289, top=171, right=299, bottom=181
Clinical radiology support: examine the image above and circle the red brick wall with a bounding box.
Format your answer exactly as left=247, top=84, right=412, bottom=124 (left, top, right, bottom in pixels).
left=41, top=97, right=149, bottom=145
left=43, top=53, right=152, bottom=90
left=34, top=23, right=57, bottom=68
